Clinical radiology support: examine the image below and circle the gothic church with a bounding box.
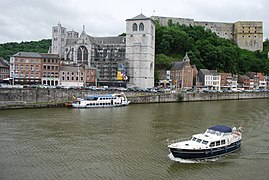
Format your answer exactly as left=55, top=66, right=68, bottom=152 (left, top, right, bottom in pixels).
left=49, top=14, right=155, bottom=88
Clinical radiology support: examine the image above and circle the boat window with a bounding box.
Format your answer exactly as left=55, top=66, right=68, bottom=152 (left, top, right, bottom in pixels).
left=191, top=137, right=197, bottom=141
left=216, top=141, right=220, bottom=146
left=207, top=129, right=216, bottom=134
left=202, top=140, right=209, bottom=145
left=209, top=142, right=215, bottom=147
left=221, top=140, right=226, bottom=145
left=196, top=139, right=202, bottom=143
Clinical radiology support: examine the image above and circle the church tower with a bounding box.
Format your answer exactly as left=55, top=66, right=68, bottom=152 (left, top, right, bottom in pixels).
left=126, top=14, right=155, bottom=88
left=51, top=23, right=66, bottom=59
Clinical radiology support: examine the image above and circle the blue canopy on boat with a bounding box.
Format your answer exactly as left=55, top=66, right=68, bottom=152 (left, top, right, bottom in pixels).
left=208, top=125, right=232, bottom=133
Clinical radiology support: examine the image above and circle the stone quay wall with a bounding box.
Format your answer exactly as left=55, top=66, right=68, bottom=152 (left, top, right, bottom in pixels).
left=1, top=88, right=269, bottom=110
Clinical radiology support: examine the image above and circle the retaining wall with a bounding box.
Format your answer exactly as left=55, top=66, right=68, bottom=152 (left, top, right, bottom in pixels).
left=1, top=88, right=269, bottom=103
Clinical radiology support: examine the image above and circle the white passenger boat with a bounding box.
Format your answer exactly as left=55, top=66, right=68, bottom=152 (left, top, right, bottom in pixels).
left=168, top=125, right=242, bottom=160
left=72, top=93, right=130, bottom=108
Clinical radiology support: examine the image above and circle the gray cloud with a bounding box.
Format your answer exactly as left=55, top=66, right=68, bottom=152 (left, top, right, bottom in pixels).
left=0, top=0, right=268, bottom=43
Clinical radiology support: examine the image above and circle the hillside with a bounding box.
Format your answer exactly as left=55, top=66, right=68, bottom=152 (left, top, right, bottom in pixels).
left=155, top=21, right=269, bottom=80
left=0, top=39, right=51, bottom=60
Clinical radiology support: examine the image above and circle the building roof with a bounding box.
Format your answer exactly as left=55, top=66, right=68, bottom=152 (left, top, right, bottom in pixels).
left=40, top=53, right=59, bottom=58
left=0, top=58, right=9, bottom=68
left=238, top=75, right=250, bottom=80
left=170, top=61, right=189, bottom=70
left=13, top=52, right=42, bottom=58
left=126, top=13, right=152, bottom=21
left=246, top=72, right=265, bottom=79
left=95, top=36, right=126, bottom=45
left=170, top=53, right=192, bottom=70
left=129, top=14, right=148, bottom=20
left=199, top=69, right=219, bottom=76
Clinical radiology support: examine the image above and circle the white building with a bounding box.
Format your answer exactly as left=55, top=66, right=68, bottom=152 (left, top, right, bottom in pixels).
left=198, top=69, right=221, bottom=90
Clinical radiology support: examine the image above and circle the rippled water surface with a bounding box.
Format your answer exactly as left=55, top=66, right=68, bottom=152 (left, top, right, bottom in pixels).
left=1, top=99, right=269, bottom=179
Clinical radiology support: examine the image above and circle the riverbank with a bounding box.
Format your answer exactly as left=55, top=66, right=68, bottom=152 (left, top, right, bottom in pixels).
left=1, top=88, right=269, bottom=110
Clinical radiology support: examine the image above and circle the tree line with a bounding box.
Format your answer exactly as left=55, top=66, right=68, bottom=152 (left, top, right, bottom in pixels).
left=0, top=39, right=51, bottom=60
left=155, top=21, right=269, bottom=80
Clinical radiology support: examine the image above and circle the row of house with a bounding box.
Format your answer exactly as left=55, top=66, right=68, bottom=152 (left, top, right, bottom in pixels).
left=0, top=52, right=268, bottom=90
left=159, top=53, right=268, bottom=91
left=1, top=52, right=97, bottom=87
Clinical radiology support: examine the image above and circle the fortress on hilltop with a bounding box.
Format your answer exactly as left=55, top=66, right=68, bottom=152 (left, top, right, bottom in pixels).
left=151, top=16, right=263, bottom=51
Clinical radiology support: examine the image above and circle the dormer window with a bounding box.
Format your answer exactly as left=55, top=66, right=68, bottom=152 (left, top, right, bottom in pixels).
left=132, top=23, right=138, bottom=31
left=139, top=23, right=144, bottom=31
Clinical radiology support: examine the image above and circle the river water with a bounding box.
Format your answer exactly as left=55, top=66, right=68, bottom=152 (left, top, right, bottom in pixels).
left=0, top=99, right=269, bottom=179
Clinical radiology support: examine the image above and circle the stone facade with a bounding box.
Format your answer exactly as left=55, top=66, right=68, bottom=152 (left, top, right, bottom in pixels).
left=49, top=14, right=155, bottom=88
left=234, top=21, right=263, bottom=51
left=126, top=14, right=155, bottom=88
left=151, top=16, right=263, bottom=51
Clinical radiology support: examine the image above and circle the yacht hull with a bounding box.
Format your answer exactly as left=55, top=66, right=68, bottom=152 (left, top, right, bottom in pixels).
left=170, top=140, right=241, bottom=159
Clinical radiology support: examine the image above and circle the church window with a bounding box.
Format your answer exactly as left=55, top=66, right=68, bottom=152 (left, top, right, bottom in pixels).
left=133, top=23, right=138, bottom=31
left=77, top=46, right=88, bottom=64
left=139, top=23, right=144, bottom=31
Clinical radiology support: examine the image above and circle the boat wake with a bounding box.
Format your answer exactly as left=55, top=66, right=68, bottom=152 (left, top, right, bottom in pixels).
left=168, top=153, right=219, bottom=163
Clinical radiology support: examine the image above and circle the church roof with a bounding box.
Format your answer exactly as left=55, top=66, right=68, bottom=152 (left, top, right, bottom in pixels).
left=126, top=13, right=150, bottom=21
left=170, top=61, right=189, bottom=70
left=95, top=36, right=126, bottom=45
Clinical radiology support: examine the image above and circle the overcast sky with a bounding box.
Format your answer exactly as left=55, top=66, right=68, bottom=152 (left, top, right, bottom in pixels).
left=0, top=0, right=268, bottom=43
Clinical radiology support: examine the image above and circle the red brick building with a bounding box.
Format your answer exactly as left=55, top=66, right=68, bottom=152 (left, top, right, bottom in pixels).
left=170, top=53, right=194, bottom=90
left=10, top=52, right=43, bottom=84
left=41, top=53, right=60, bottom=86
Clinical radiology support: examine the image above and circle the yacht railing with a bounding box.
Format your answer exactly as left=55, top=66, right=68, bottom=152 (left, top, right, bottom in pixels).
left=167, top=138, right=190, bottom=145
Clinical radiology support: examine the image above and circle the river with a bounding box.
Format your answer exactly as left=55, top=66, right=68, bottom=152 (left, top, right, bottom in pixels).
left=0, top=99, right=269, bottom=179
